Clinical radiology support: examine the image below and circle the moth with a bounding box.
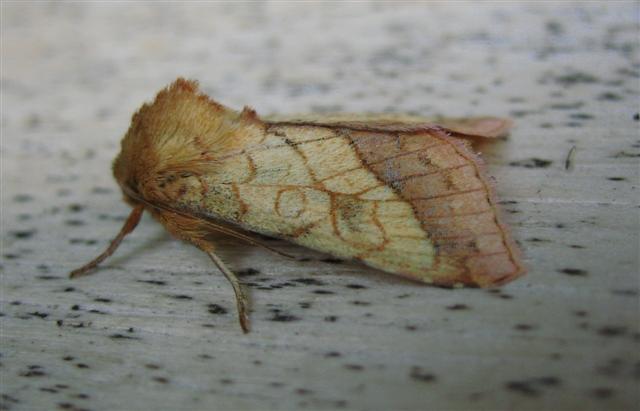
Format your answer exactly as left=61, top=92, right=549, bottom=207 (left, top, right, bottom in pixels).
left=71, top=78, right=525, bottom=332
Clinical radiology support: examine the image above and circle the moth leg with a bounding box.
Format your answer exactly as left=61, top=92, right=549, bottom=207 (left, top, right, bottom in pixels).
left=201, top=246, right=250, bottom=333
left=69, top=205, right=145, bottom=278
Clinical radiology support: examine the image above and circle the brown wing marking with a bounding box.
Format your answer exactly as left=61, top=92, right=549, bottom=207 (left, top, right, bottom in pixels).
left=346, top=128, right=525, bottom=287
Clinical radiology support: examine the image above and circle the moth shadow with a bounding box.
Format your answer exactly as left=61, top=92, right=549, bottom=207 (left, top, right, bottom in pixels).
left=339, top=262, right=428, bottom=287
left=285, top=246, right=427, bottom=287
left=103, top=230, right=173, bottom=270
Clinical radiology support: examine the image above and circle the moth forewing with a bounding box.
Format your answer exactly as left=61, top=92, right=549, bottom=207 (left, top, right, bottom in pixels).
left=70, top=78, right=525, bottom=332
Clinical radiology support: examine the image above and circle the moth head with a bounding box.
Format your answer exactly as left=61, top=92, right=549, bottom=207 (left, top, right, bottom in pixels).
left=112, top=78, right=262, bottom=204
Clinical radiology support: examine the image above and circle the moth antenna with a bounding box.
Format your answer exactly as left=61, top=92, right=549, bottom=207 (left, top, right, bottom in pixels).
left=202, top=246, right=250, bottom=333
left=69, top=205, right=145, bottom=278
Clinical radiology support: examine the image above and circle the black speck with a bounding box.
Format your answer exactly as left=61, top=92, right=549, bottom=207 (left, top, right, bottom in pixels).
left=136, top=279, right=167, bottom=286
left=515, top=324, right=536, bottom=331
left=321, top=257, right=343, bottom=264
left=10, top=230, right=36, bottom=239
left=20, top=369, right=47, bottom=378
left=569, top=113, right=594, bottom=120
left=69, top=238, right=97, bottom=246
left=446, top=304, right=469, bottom=311
left=89, top=309, right=107, bottom=314
left=0, top=394, right=19, bottom=406
left=545, top=20, right=564, bottom=35
left=207, top=304, right=227, bottom=315
left=75, top=363, right=89, bottom=369
left=313, top=289, right=334, bottom=295
left=351, top=300, right=370, bottom=306
left=554, top=71, right=599, bottom=86
left=299, top=302, right=312, bottom=309
left=505, top=380, right=539, bottom=397
left=237, top=268, right=260, bottom=277
left=597, top=92, right=623, bottom=101
left=607, top=177, right=626, bottom=181
left=634, top=113, right=639, bottom=121
left=67, top=204, right=85, bottom=213
left=170, top=294, right=193, bottom=300
left=324, top=315, right=338, bottom=322
left=559, top=268, right=587, bottom=276
left=293, top=278, right=325, bottom=286
left=37, top=275, right=62, bottom=281
left=590, top=387, right=615, bottom=399
left=597, top=326, right=627, bottom=337
left=65, top=219, right=85, bottom=226
left=537, top=376, right=561, bottom=387
left=344, top=364, right=364, bottom=371
left=152, top=376, right=169, bottom=384
left=71, top=305, right=80, bottom=311
left=527, top=237, right=551, bottom=243
left=270, top=311, right=299, bottom=322
left=324, top=351, right=341, bottom=358
left=611, top=289, right=638, bottom=297
left=28, top=311, right=49, bottom=319
left=410, top=367, right=436, bottom=383
left=62, top=356, right=74, bottom=361
left=109, top=333, right=140, bottom=340
left=346, top=283, right=367, bottom=289
left=93, top=298, right=112, bottom=303
left=509, top=110, right=535, bottom=118
left=549, top=102, right=584, bottom=110
left=508, top=158, right=552, bottom=168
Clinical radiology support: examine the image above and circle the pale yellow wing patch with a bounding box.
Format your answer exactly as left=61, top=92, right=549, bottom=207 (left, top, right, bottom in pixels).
left=186, top=123, right=439, bottom=280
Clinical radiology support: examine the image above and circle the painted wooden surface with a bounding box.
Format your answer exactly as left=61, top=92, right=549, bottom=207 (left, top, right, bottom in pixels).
left=1, top=2, right=638, bottom=410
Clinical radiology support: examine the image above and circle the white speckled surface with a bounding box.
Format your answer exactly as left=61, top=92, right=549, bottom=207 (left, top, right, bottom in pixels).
left=1, top=2, right=639, bottom=411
